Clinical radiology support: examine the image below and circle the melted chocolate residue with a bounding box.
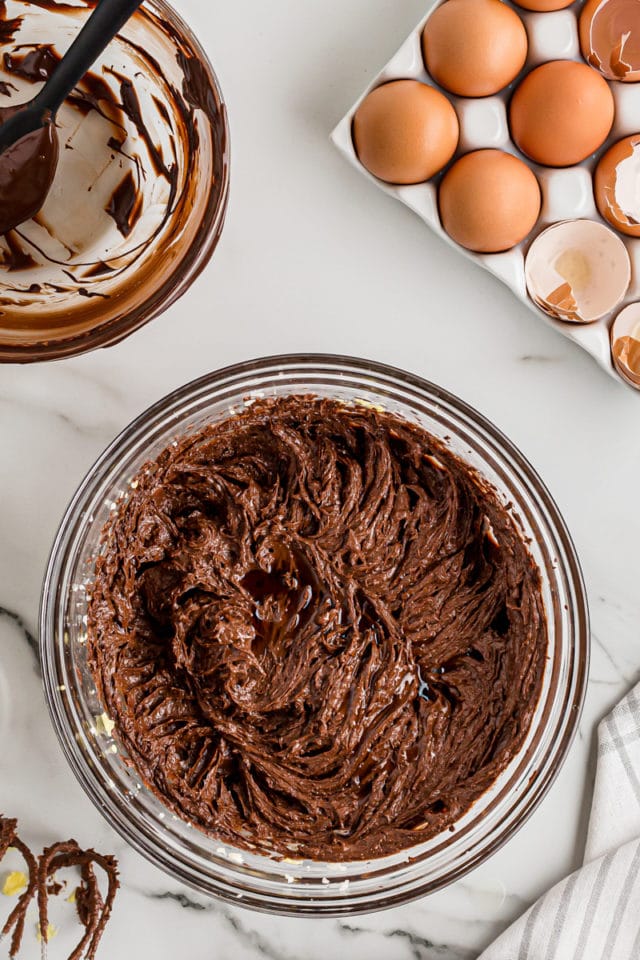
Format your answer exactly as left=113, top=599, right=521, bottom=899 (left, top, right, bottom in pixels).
left=105, top=170, right=139, bottom=238
left=87, top=397, right=547, bottom=861
left=0, top=816, right=37, bottom=958
left=37, top=841, right=119, bottom=960
left=3, top=44, right=61, bottom=82
left=0, top=36, right=178, bottom=238
left=19, top=0, right=97, bottom=12
left=83, top=260, right=115, bottom=277
left=109, top=70, right=173, bottom=182
left=0, top=2, right=22, bottom=46
left=178, top=50, right=218, bottom=118
left=0, top=103, right=58, bottom=234
left=0, top=813, right=119, bottom=960
left=1, top=230, right=37, bottom=270
left=0, top=0, right=228, bottom=343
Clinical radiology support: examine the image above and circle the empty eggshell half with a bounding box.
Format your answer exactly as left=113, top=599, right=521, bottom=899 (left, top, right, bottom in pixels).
left=352, top=80, right=459, bottom=184
left=595, top=135, right=640, bottom=238
left=525, top=220, right=631, bottom=322
left=611, top=302, right=640, bottom=387
left=579, top=0, right=640, bottom=82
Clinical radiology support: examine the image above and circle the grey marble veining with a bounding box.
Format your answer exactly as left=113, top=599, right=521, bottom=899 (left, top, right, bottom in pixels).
left=1, top=0, right=639, bottom=957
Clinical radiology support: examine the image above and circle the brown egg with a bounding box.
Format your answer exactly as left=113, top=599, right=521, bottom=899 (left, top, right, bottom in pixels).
left=595, top=136, right=640, bottom=237
left=439, top=149, right=541, bottom=252
left=512, top=0, right=574, bottom=10
left=352, top=80, right=459, bottom=185
left=580, top=0, right=640, bottom=82
left=422, top=0, right=528, bottom=97
left=509, top=61, right=615, bottom=167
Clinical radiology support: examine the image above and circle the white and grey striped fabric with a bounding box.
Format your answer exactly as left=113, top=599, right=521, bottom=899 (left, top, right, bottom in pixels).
left=480, top=684, right=640, bottom=959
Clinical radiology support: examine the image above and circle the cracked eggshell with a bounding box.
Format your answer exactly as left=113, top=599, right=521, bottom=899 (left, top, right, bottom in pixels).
left=525, top=219, right=631, bottom=322
left=579, top=0, right=640, bottom=82
left=594, top=135, right=640, bottom=237
left=611, top=302, right=640, bottom=387
left=352, top=80, right=459, bottom=185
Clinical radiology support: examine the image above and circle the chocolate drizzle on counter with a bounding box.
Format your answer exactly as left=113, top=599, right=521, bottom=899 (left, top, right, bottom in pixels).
left=0, top=814, right=118, bottom=959
left=88, top=396, right=547, bottom=861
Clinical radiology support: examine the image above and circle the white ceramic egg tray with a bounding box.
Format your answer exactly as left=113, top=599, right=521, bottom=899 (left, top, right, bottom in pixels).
left=331, top=0, right=640, bottom=388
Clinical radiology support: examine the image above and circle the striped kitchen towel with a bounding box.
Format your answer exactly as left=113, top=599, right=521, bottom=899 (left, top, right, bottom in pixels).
left=481, top=684, right=640, bottom=959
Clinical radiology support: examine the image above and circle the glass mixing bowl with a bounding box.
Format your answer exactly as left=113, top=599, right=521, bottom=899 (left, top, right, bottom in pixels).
left=0, top=0, right=229, bottom=362
left=40, top=355, right=589, bottom=915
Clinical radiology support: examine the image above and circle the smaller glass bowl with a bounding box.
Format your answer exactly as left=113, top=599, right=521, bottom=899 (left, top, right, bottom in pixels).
left=0, top=0, right=229, bottom=362
left=40, top=355, right=589, bottom=916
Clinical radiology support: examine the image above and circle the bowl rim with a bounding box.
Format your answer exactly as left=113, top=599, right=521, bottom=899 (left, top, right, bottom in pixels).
left=0, top=0, right=230, bottom=363
left=39, top=353, right=590, bottom=914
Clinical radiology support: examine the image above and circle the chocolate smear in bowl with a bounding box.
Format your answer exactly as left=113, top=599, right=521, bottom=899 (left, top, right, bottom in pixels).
left=87, top=396, right=547, bottom=862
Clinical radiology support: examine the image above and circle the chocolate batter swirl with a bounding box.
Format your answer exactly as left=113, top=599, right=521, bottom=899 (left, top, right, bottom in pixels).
left=87, top=396, right=547, bottom=861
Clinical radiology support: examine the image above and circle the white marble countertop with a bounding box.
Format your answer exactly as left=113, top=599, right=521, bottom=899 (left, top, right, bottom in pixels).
left=1, top=1, right=639, bottom=957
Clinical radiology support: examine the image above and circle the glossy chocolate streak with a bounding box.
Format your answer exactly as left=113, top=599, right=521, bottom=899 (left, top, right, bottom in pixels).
left=0, top=42, right=165, bottom=239
left=0, top=43, right=62, bottom=236
left=2, top=228, right=36, bottom=268
left=87, top=397, right=547, bottom=862
left=0, top=2, right=21, bottom=44
left=0, top=99, right=58, bottom=234
left=4, top=43, right=60, bottom=80
left=106, top=170, right=140, bottom=237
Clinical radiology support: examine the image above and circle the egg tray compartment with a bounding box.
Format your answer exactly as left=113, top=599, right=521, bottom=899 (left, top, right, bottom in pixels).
left=331, top=0, right=640, bottom=388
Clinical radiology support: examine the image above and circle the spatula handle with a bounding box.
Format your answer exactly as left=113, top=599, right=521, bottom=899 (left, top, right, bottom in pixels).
left=33, top=0, right=144, bottom=116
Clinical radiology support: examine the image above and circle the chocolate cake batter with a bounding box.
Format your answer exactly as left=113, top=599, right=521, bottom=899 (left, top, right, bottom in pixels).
left=87, top=396, right=547, bottom=861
